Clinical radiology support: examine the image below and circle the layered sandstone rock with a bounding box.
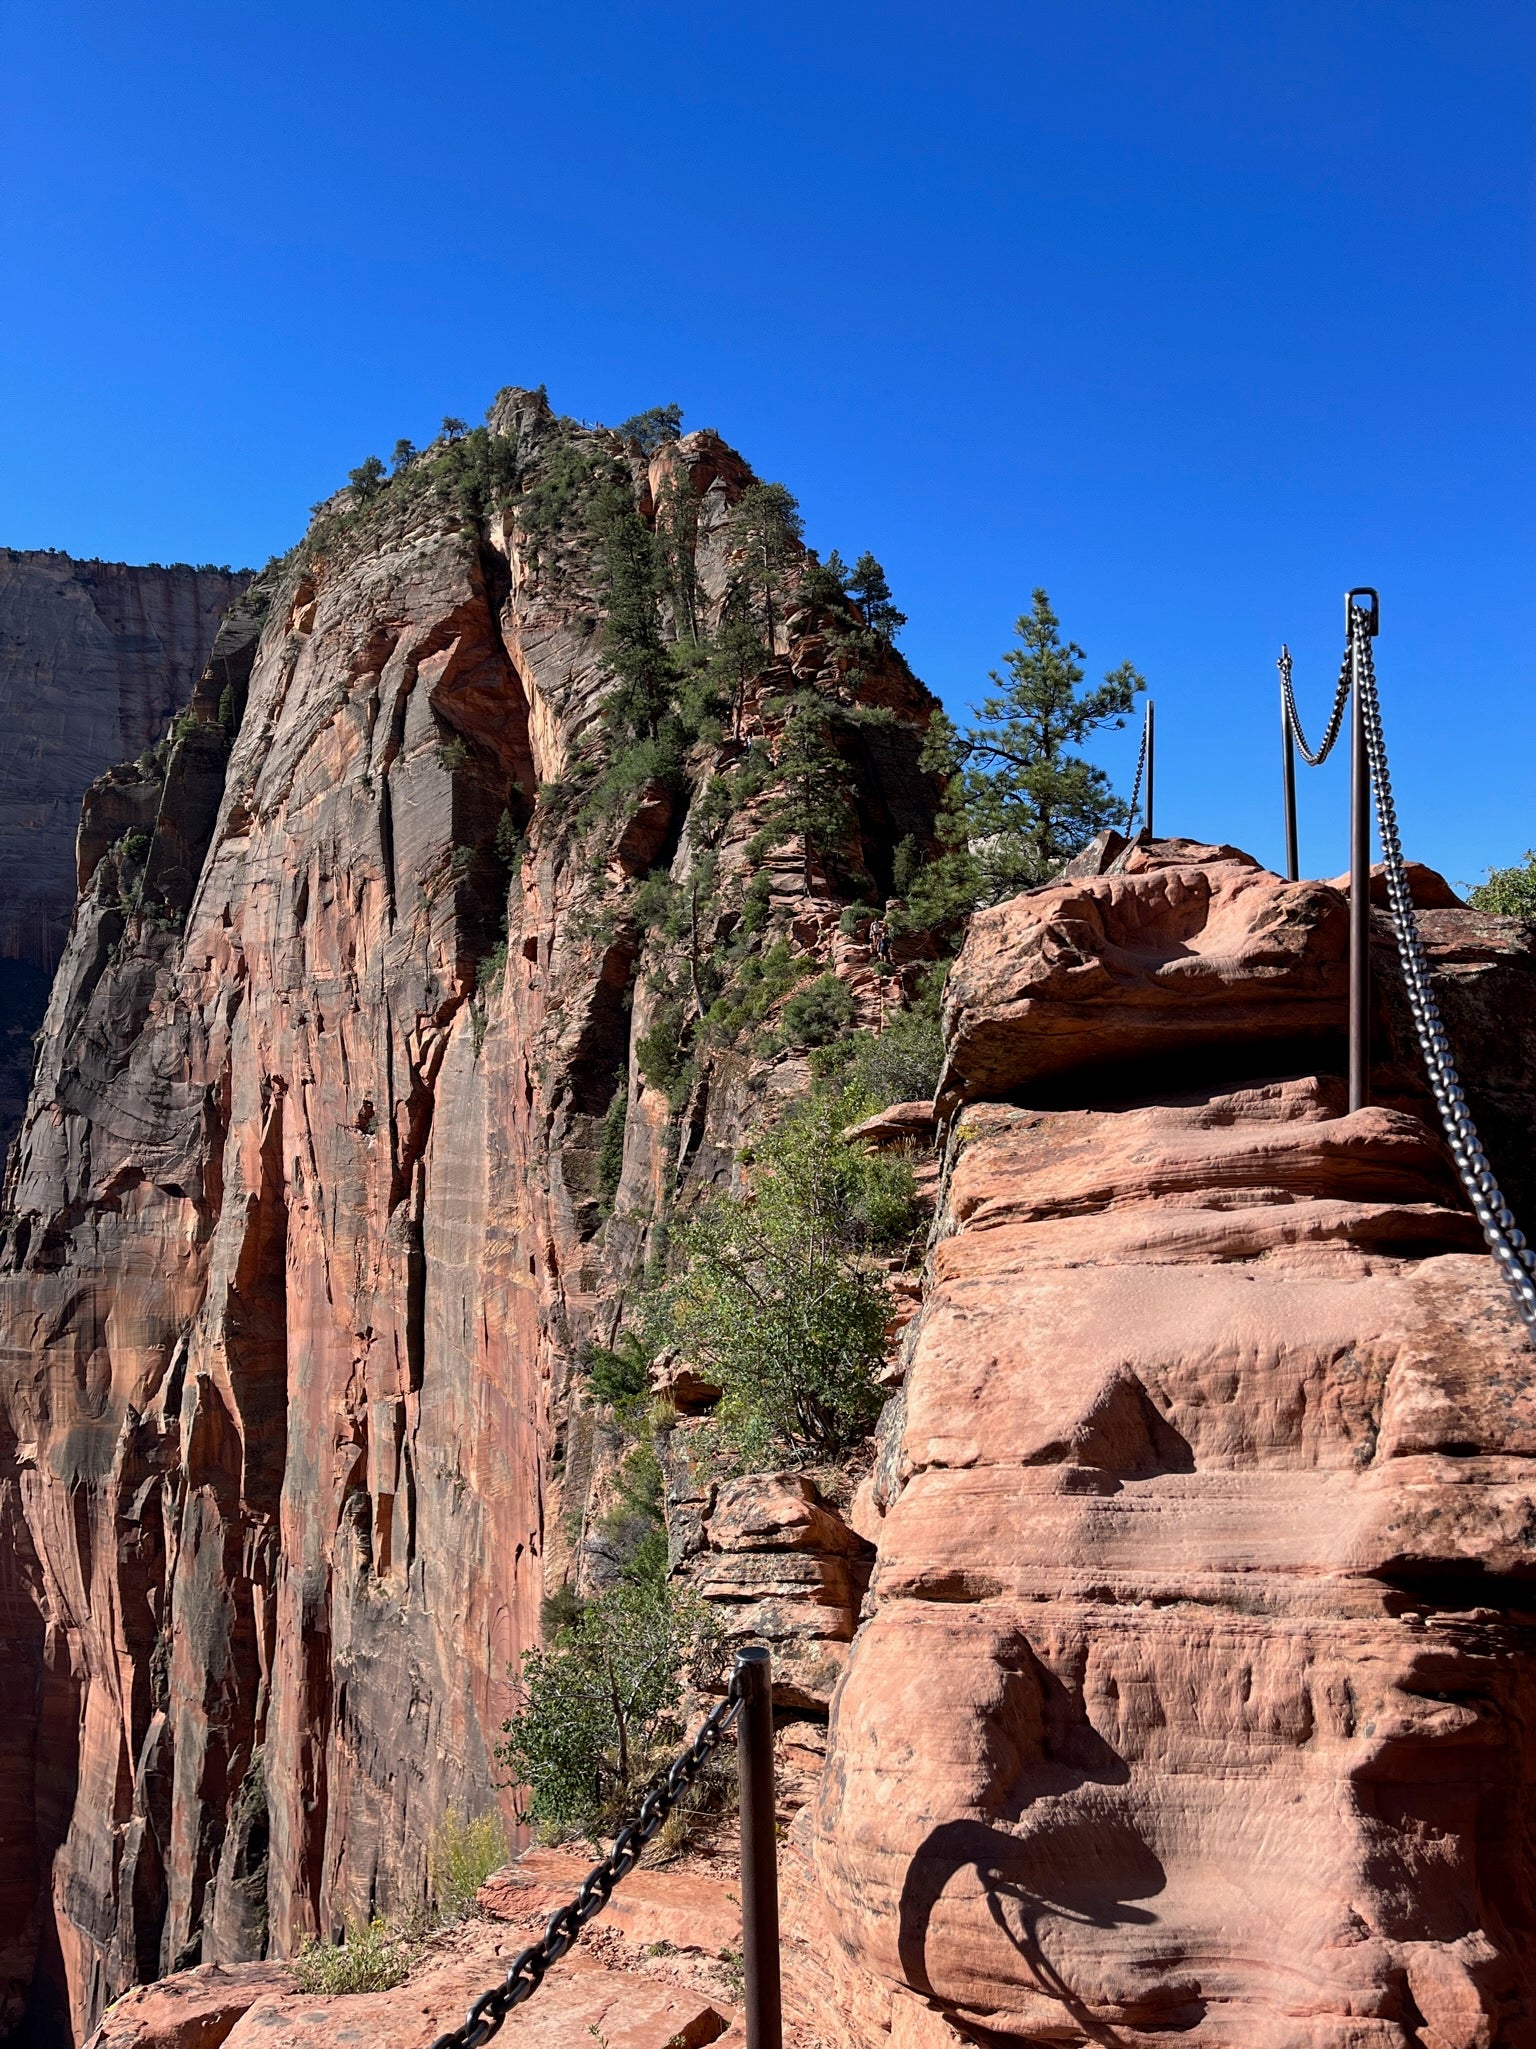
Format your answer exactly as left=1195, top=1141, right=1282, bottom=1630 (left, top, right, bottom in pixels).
left=0, top=551, right=249, bottom=1147
left=815, top=846, right=1536, bottom=2046
left=0, top=395, right=938, bottom=2042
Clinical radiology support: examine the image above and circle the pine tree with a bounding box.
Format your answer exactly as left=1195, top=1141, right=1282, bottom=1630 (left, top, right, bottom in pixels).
left=390, top=438, right=417, bottom=472
left=847, top=552, right=906, bottom=644
left=729, top=482, right=804, bottom=652
left=899, top=590, right=1143, bottom=930
left=347, top=455, right=387, bottom=501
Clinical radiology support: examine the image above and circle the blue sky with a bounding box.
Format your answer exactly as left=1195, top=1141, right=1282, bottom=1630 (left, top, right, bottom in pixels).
left=2, top=1, right=1530, bottom=888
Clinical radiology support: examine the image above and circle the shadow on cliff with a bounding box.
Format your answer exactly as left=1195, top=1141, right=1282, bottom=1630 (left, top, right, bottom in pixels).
left=896, top=1670, right=1204, bottom=2044
left=898, top=1814, right=1203, bottom=2044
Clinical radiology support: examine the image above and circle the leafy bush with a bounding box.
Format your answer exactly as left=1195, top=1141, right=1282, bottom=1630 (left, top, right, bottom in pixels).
left=584, top=1329, right=652, bottom=1418
left=811, top=966, right=946, bottom=1108
left=782, top=973, right=855, bottom=1048
left=429, top=1808, right=509, bottom=1923
left=292, top=1919, right=410, bottom=1996
left=496, top=1580, right=714, bottom=1837
left=666, top=1091, right=915, bottom=1461
left=1468, top=851, right=1536, bottom=917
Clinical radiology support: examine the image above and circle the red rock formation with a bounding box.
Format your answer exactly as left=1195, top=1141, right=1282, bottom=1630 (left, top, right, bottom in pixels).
left=0, top=394, right=939, bottom=2042
left=813, top=845, right=1536, bottom=2046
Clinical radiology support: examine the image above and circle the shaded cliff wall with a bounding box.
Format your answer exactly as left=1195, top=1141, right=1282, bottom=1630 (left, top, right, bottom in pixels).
left=0, top=551, right=251, bottom=1146
left=0, top=394, right=939, bottom=2042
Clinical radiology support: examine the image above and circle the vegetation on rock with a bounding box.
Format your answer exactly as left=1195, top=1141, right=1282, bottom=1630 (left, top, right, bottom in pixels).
left=898, top=588, right=1144, bottom=931
left=665, top=1090, right=917, bottom=1463
left=1468, top=850, right=1536, bottom=917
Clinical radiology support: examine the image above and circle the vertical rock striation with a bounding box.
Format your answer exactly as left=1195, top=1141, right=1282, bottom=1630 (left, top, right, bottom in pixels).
left=0, top=393, right=939, bottom=2041
left=0, top=551, right=250, bottom=1147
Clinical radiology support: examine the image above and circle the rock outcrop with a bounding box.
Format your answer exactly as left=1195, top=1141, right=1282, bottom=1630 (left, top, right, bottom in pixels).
left=0, top=550, right=250, bottom=1146
left=0, top=394, right=938, bottom=2042
left=814, top=840, right=1536, bottom=2046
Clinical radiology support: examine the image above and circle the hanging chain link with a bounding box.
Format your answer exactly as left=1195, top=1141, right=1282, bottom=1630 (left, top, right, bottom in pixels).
left=1279, top=641, right=1352, bottom=765
left=1123, top=703, right=1150, bottom=833
left=1345, top=610, right=1536, bottom=1332
left=426, top=1685, right=742, bottom=2049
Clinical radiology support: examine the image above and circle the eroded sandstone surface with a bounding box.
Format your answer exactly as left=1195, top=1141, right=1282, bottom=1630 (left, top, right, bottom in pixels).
left=814, top=841, right=1536, bottom=2046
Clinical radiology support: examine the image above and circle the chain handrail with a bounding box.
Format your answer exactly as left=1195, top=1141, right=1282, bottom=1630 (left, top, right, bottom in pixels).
left=1279, top=642, right=1352, bottom=765
left=1123, top=704, right=1149, bottom=834
left=426, top=1682, right=743, bottom=2049
left=1346, top=611, right=1536, bottom=1331
left=1283, top=603, right=1536, bottom=1334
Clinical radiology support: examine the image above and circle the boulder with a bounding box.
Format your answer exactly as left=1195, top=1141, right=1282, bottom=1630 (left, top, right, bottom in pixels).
left=938, top=843, right=1350, bottom=1107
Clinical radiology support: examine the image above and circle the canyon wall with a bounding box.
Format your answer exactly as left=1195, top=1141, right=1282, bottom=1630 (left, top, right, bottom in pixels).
left=0, top=394, right=938, bottom=2043
left=0, top=551, right=250, bottom=1146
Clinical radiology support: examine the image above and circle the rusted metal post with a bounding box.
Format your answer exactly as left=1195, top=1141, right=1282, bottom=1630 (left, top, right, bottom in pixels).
left=735, top=1646, right=781, bottom=2049
left=1144, top=700, right=1155, bottom=840
left=1281, top=679, right=1299, bottom=882
left=1346, top=591, right=1378, bottom=1112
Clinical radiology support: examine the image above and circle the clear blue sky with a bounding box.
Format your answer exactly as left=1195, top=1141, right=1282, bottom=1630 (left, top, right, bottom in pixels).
left=2, top=2, right=1530, bottom=888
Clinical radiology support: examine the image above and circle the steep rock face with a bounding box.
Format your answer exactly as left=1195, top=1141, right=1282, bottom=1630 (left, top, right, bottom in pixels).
left=814, top=844, right=1536, bottom=2046
left=0, top=550, right=250, bottom=1146
left=0, top=396, right=938, bottom=2041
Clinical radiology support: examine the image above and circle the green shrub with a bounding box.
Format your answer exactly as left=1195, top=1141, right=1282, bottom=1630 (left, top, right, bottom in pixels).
left=782, top=973, right=855, bottom=1048
left=496, top=1580, right=715, bottom=1837
left=292, top=1919, right=410, bottom=1996
left=429, top=1808, right=509, bottom=1923
left=1468, top=851, right=1536, bottom=918
left=810, top=966, right=946, bottom=1108
left=666, top=1091, right=914, bottom=1461
left=437, top=735, right=471, bottom=773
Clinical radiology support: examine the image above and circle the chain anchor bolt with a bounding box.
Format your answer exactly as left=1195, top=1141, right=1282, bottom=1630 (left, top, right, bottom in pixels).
left=1345, top=587, right=1379, bottom=637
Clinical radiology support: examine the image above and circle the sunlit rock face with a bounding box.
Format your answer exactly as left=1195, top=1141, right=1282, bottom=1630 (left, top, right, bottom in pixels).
left=814, top=843, right=1536, bottom=2047
left=0, top=394, right=940, bottom=2042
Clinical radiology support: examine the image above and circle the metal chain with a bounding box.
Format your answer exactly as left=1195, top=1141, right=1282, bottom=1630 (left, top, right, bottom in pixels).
left=1278, top=642, right=1352, bottom=765
left=426, top=1686, right=742, bottom=2049
left=1346, top=611, right=1536, bottom=1332
left=1123, top=705, right=1149, bottom=833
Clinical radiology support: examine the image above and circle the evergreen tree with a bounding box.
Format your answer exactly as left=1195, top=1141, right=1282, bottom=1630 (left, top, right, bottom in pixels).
left=900, top=590, right=1143, bottom=930
left=591, top=479, right=675, bottom=747
left=729, top=482, right=804, bottom=651
left=441, top=415, right=468, bottom=441
left=347, top=454, right=387, bottom=500
left=390, top=438, right=417, bottom=472
left=847, top=552, right=906, bottom=644
left=617, top=403, right=684, bottom=455
left=769, top=694, right=858, bottom=887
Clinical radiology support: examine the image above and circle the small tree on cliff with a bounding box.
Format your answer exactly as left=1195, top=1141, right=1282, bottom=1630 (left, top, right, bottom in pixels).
left=902, top=589, right=1144, bottom=929
left=729, top=481, right=804, bottom=652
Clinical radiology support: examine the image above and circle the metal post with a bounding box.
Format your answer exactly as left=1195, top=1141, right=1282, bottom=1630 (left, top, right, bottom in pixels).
left=1144, top=700, right=1155, bottom=840
left=1346, top=590, right=1378, bottom=1112
left=1280, top=679, right=1299, bottom=882
left=735, top=1647, right=781, bottom=2049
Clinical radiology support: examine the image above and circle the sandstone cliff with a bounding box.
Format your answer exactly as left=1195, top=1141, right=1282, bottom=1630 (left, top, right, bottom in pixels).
left=812, top=841, right=1536, bottom=2046
left=0, top=393, right=939, bottom=2042
left=0, top=551, right=250, bottom=1146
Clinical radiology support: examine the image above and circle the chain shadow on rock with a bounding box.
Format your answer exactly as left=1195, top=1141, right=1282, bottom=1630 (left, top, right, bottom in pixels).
left=895, top=1656, right=1203, bottom=2046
